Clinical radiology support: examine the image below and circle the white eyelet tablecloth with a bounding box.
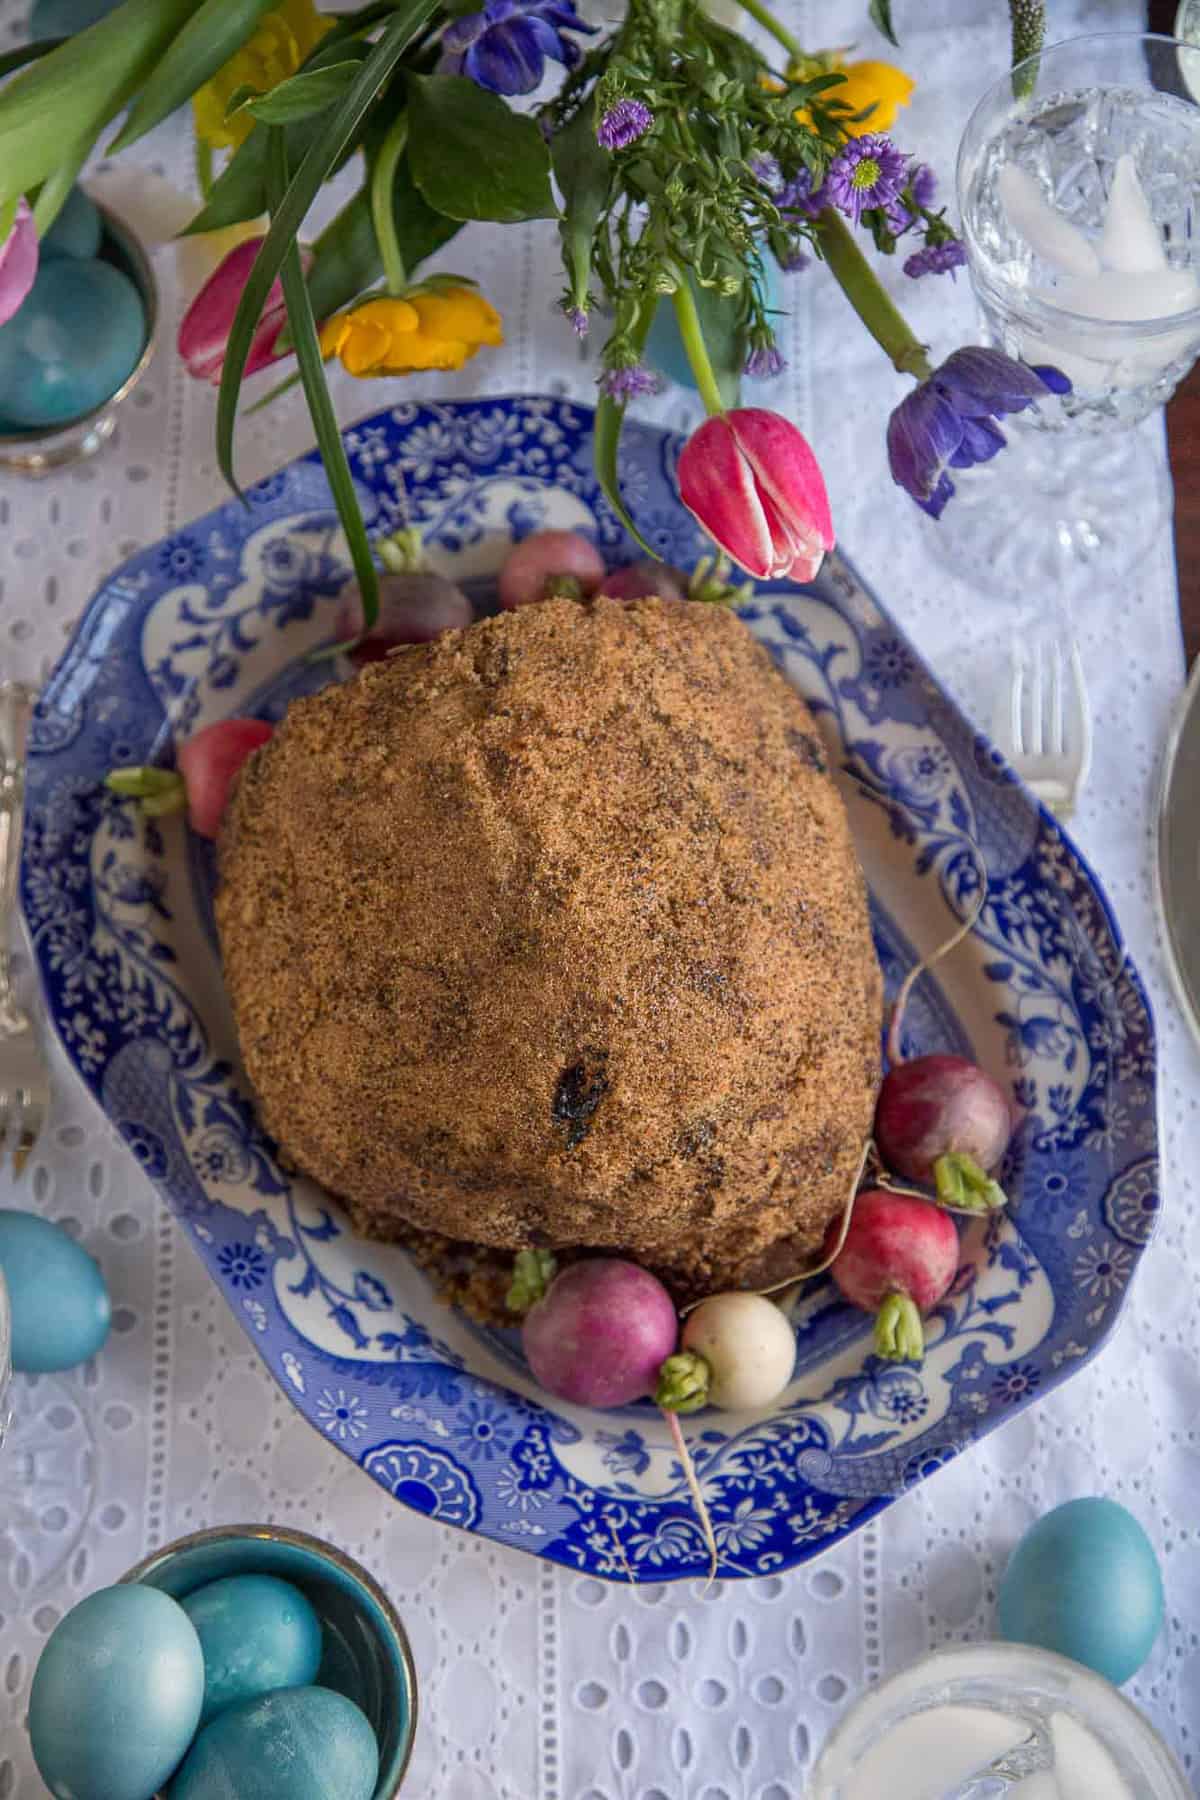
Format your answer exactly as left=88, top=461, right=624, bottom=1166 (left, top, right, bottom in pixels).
left=2, top=0, right=1199, bottom=1793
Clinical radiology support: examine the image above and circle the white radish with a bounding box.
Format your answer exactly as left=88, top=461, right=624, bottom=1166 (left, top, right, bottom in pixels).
left=670, top=1292, right=796, bottom=1412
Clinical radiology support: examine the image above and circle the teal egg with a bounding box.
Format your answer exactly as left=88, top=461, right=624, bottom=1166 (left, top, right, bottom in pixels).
left=29, top=0, right=123, bottom=34
left=998, top=1497, right=1164, bottom=1684
left=182, top=1573, right=324, bottom=1725
left=29, top=1585, right=204, bottom=1800
left=647, top=262, right=781, bottom=392
left=0, top=1208, right=110, bottom=1372
left=0, top=258, right=145, bottom=429
left=41, top=186, right=103, bottom=261
left=169, top=1686, right=379, bottom=1800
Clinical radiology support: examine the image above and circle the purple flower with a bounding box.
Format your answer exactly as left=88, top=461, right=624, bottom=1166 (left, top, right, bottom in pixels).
left=441, top=0, right=595, bottom=97
left=599, top=363, right=663, bottom=401
left=745, top=342, right=786, bottom=378
left=910, top=162, right=937, bottom=209
left=565, top=304, right=589, bottom=337
left=779, top=246, right=811, bottom=274
left=904, top=240, right=968, bottom=280
left=887, top=348, right=1069, bottom=518
left=749, top=152, right=783, bottom=192
left=598, top=97, right=654, bottom=150
left=779, top=166, right=826, bottom=220
left=824, top=133, right=908, bottom=225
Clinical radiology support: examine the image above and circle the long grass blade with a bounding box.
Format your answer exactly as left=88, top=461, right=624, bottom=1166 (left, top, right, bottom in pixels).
left=111, top=0, right=279, bottom=151
left=215, top=0, right=437, bottom=495
left=268, top=127, right=379, bottom=633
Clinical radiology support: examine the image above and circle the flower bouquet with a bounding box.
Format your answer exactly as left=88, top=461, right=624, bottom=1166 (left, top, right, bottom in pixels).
left=0, top=0, right=1053, bottom=624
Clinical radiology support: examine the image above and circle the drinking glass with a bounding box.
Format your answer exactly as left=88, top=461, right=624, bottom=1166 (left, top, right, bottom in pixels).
left=936, top=33, right=1200, bottom=598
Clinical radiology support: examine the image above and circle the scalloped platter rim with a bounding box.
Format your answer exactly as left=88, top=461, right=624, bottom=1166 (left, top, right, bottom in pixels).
left=22, top=395, right=1159, bottom=1584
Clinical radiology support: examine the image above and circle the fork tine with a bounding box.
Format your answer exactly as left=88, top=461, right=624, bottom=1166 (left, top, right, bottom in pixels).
left=1030, top=638, right=1045, bottom=756
left=1010, top=637, right=1026, bottom=755
left=15, top=1087, right=43, bottom=1176
left=6, top=1088, right=25, bottom=1176
left=0, top=1089, right=13, bottom=1171
left=1048, top=640, right=1066, bottom=758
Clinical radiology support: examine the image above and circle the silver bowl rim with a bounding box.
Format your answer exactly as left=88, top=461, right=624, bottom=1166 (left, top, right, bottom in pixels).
left=0, top=195, right=159, bottom=450
left=120, top=1520, right=418, bottom=1799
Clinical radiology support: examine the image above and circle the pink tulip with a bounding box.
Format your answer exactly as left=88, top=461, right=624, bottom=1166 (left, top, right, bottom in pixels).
left=677, top=407, right=834, bottom=582
left=0, top=199, right=38, bottom=330
left=178, top=236, right=307, bottom=385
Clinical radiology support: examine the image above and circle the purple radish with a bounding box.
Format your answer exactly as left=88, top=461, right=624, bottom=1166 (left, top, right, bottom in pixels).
left=828, top=1189, right=959, bottom=1363
left=337, top=572, right=473, bottom=666
left=521, top=1259, right=679, bottom=1407
left=498, top=530, right=604, bottom=609
left=875, top=1053, right=1012, bottom=1213
left=595, top=560, right=688, bottom=603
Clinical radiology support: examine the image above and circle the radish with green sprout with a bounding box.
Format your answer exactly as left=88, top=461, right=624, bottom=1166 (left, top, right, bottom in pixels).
left=498, top=530, right=605, bottom=609
left=105, top=718, right=273, bottom=841
left=827, top=1188, right=960, bottom=1364
left=875, top=1053, right=1011, bottom=1213
left=656, top=1292, right=795, bottom=1413
left=515, top=1256, right=679, bottom=1408
left=595, top=560, right=688, bottom=603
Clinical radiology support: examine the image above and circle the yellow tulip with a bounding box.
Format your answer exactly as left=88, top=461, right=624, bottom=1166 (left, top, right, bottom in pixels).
left=319, top=289, right=504, bottom=378
left=830, top=59, right=916, bottom=135
left=791, top=54, right=915, bottom=136
left=193, top=0, right=332, bottom=153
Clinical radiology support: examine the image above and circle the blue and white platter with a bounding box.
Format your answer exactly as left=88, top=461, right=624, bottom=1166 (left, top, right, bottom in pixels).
left=23, top=396, right=1159, bottom=1584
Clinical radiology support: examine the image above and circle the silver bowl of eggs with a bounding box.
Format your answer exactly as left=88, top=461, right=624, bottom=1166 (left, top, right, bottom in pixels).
left=26, top=1521, right=418, bottom=1800
left=0, top=187, right=157, bottom=476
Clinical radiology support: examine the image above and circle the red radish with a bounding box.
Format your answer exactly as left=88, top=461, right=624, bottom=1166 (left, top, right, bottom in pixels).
left=498, top=530, right=604, bottom=609
left=875, top=1053, right=1011, bottom=1213
left=105, top=718, right=273, bottom=841
left=521, top=1259, right=678, bottom=1408
left=336, top=571, right=473, bottom=666
left=828, top=1189, right=959, bottom=1363
left=595, top=560, right=687, bottom=603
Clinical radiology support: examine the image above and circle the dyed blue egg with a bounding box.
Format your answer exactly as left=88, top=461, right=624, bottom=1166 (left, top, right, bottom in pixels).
left=0, top=258, right=145, bottom=428
left=29, top=1585, right=204, bottom=1800
left=182, top=1573, right=324, bottom=1725
left=0, top=1208, right=110, bottom=1372
left=169, top=1686, right=379, bottom=1800
left=998, top=1497, right=1164, bottom=1684
left=29, top=0, right=123, bottom=34
left=41, top=186, right=103, bottom=261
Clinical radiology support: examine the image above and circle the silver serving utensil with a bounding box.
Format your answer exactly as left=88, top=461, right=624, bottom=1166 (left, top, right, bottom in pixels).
left=0, top=683, right=49, bottom=1173
left=994, top=630, right=1092, bottom=819
left=941, top=1717, right=1054, bottom=1798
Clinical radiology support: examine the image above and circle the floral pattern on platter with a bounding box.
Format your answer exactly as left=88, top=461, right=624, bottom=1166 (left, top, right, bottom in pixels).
left=21, top=397, right=1159, bottom=1584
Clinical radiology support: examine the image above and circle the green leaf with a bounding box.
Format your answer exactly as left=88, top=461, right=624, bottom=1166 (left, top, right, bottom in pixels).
left=407, top=73, right=555, bottom=223
left=0, top=37, right=64, bottom=81
left=551, top=102, right=611, bottom=310
left=245, top=55, right=364, bottom=125
left=0, top=0, right=197, bottom=203
left=868, top=0, right=899, bottom=46
left=268, top=126, right=380, bottom=634
left=111, top=0, right=280, bottom=151
left=216, top=0, right=438, bottom=493
left=0, top=198, right=16, bottom=244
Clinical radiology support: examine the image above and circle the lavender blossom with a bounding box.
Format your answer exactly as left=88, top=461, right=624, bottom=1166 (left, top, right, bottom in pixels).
left=824, top=133, right=908, bottom=226
left=599, top=363, right=663, bottom=400
left=598, top=97, right=654, bottom=150
left=778, top=166, right=826, bottom=220
left=565, top=304, right=589, bottom=337
left=904, top=240, right=968, bottom=280
left=887, top=348, right=1069, bottom=518
left=910, top=162, right=937, bottom=210
left=779, top=245, right=811, bottom=274
left=745, top=342, right=786, bottom=378
left=749, top=152, right=783, bottom=192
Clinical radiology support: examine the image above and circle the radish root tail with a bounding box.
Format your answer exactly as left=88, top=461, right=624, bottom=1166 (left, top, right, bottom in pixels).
left=662, top=1406, right=718, bottom=1591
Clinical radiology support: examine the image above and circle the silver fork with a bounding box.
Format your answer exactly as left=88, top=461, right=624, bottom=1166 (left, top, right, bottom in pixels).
left=995, top=631, right=1092, bottom=819
left=0, top=683, right=49, bottom=1175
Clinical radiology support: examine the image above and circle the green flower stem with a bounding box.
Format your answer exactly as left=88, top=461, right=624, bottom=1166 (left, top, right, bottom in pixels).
left=195, top=132, right=214, bottom=201
left=104, top=766, right=186, bottom=818
left=671, top=277, right=726, bottom=418
left=874, top=1292, right=925, bottom=1363
left=814, top=209, right=932, bottom=381
left=370, top=110, right=409, bottom=296
left=732, top=0, right=802, bottom=64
